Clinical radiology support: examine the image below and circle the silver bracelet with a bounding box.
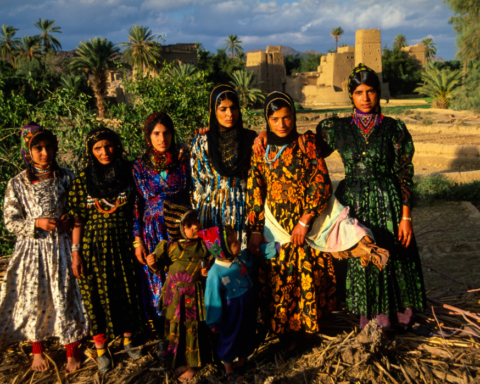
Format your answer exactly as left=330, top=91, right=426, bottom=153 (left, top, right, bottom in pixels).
left=298, top=220, right=309, bottom=228
left=72, top=244, right=81, bottom=252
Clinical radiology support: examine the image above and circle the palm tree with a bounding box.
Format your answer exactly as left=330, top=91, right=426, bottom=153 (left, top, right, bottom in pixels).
left=0, top=25, right=20, bottom=68
left=17, top=36, right=42, bottom=64
left=33, top=18, right=62, bottom=53
left=169, top=63, right=198, bottom=79
left=421, top=37, right=437, bottom=63
left=223, top=35, right=243, bottom=58
left=393, top=34, right=407, bottom=49
left=70, top=38, right=120, bottom=117
left=237, top=51, right=246, bottom=62
left=330, top=27, right=344, bottom=52
left=60, top=74, right=84, bottom=93
left=120, top=25, right=161, bottom=74
left=229, top=70, right=265, bottom=107
left=414, top=63, right=462, bottom=109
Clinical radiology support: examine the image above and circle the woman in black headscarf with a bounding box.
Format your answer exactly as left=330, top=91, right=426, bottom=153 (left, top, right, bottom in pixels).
left=191, top=84, right=257, bottom=249
left=68, top=127, right=145, bottom=374
left=246, top=91, right=338, bottom=355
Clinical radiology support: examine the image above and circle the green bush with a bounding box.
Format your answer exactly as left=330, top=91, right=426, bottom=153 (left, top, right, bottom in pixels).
left=422, top=118, right=434, bottom=125
left=414, top=175, right=480, bottom=205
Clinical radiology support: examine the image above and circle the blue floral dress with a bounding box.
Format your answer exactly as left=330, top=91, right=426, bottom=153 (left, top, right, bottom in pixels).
left=132, top=159, right=191, bottom=321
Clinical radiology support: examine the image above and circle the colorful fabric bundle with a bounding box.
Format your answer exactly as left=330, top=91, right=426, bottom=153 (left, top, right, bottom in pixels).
left=197, top=226, right=232, bottom=260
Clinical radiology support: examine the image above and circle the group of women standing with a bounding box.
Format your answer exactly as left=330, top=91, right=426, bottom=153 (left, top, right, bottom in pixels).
left=0, top=63, right=426, bottom=380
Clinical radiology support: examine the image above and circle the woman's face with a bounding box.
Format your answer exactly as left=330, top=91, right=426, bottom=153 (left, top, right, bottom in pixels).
left=352, top=84, right=378, bottom=113
left=150, top=124, right=172, bottom=153
left=92, top=140, right=115, bottom=165
left=31, top=139, right=54, bottom=168
left=216, top=98, right=239, bottom=128
left=268, top=106, right=294, bottom=138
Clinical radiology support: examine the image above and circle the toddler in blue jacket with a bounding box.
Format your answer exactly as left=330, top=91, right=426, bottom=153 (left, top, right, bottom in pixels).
left=198, top=226, right=276, bottom=382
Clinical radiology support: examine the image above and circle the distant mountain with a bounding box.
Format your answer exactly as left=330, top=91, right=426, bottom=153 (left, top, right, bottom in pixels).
left=245, top=46, right=323, bottom=58
left=430, top=55, right=445, bottom=62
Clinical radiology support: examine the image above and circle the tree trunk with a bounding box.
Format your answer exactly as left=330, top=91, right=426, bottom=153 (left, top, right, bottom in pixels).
left=335, top=37, right=338, bottom=52
left=93, top=72, right=108, bottom=118
left=463, top=59, right=467, bottom=85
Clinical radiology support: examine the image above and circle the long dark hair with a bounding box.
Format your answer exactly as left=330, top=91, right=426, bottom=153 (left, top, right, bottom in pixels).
left=264, top=91, right=298, bottom=146
left=348, top=65, right=382, bottom=113
left=206, top=84, right=256, bottom=177
left=26, top=131, right=60, bottom=182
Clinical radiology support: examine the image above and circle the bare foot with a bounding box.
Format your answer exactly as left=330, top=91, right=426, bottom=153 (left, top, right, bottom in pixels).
left=66, top=356, right=82, bottom=373
left=178, top=368, right=197, bottom=382
left=32, top=354, right=48, bottom=371
left=175, top=366, right=189, bottom=378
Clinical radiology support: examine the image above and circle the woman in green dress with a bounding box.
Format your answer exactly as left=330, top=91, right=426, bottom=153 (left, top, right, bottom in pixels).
left=69, top=128, right=145, bottom=373
left=315, top=64, right=426, bottom=329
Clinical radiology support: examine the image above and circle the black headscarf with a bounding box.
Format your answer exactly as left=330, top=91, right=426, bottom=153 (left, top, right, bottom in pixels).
left=84, top=127, right=133, bottom=198
left=141, top=112, right=178, bottom=172
left=206, top=84, right=256, bottom=177
left=264, top=91, right=299, bottom=146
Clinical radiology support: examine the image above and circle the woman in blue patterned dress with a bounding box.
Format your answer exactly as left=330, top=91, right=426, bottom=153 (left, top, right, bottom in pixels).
left=191, top=85, right=257, bottom=249
left=132, top=112, right=191, bottom=326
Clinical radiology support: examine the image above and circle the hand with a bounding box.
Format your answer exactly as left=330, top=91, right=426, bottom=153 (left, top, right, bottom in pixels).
left=72, top=251, right=84, bottom=279
left=58, top=214, right=71, bottom=231
left=398, top=219, right=413, bottom=248
left=291, top=223, right=309, bottom=246
left=210, top=327, right=219, bottom=333
left=135, top=243, right=147, bottom=265
left=36, top=218, right=58, bottom=231
left=253, top=130, right=267, bottom=156
left=146, top=254, right=157, bottom=270
left=198, top=127, right=209, bottom=135
left=291, top=214, right=312, bottom=246
left=248, top=233, right=263, bottom=257
left=177, top=143, right=190, bottom=163
left=201, top=268, right=208, bottom=277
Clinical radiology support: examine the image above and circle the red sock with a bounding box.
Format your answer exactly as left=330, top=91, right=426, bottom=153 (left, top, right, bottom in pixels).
left=92, top=333, right=107, bottom=349
left=30, top=341, right=44, bottom=355
left=66, top=341, right=81, bottom=359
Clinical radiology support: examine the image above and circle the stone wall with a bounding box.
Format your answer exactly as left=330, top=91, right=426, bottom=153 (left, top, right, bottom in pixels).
left=402, top=43, right=426, bottom=66
left=248, top=29, right=398, bottom=107
left=246, top=45, right=286, bottom=94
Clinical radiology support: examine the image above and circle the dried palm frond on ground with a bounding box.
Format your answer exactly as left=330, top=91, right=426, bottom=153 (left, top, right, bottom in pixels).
left=1, top=247, right=479, bottom=384
left=0, top=287, right=478, bottom=384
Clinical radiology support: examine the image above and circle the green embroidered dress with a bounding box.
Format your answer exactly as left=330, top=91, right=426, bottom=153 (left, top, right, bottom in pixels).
left=152, top=240, right=211, bottom=369
left=316, top=116, right=426, bottom=319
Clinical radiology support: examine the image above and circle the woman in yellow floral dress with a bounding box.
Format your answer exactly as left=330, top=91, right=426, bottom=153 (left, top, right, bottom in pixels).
left=246, top=92, right=338, bottom=354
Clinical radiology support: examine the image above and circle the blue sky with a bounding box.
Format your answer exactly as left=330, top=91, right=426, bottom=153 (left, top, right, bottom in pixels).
left=1, top=0, right=458, bottom=60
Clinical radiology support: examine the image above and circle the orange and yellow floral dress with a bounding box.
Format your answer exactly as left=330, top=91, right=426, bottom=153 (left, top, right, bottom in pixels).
left=246, top=132, right=338, bottom=335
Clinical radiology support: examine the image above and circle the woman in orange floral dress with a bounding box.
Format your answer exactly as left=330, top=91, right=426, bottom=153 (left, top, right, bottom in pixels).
left=246, top=92, right=338, bottom=355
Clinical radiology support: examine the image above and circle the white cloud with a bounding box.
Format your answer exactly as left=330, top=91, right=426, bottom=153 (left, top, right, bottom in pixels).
left=2, top=0, right=457, bottom=59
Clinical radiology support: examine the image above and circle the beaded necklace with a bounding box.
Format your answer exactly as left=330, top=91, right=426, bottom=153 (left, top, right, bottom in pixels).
left=265, top=145, right=288, bottom=170
left=87, top=191, right=128, bottom=214
left=33, top=165, right=52, bottom=174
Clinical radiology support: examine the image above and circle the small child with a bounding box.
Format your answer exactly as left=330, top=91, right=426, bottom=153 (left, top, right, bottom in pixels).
left=146, top=202, right=210, bottom=383
left=199, top=227, right=272, bottom=382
